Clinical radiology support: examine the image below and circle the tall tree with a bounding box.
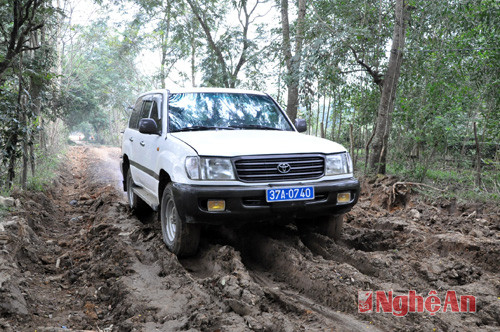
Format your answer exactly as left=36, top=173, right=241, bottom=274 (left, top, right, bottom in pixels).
left=126, top=0, right=190, bottom=88
left=0, top=0, right=47, bottom=80
left=0, top=0, right=56, bottom=189
left=185, top=0, right=265, bottom=88
left=368, top=0, right=409, bottom=173
left=280, top=0, right=306, bottom=122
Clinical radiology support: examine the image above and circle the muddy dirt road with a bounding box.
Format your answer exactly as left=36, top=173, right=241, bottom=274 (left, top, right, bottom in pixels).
left=1, top=146, right=499, bottom=331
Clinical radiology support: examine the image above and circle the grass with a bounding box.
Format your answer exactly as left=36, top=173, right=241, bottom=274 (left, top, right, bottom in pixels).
left=355, top=154, right=500, bottom=204
left=0, top=206, right=9, bottom=219
left=0, top=145, right=67, bottom=196
left=26, top=150, right=64, bottom=191
left=397, top=164, right=498, bottom=203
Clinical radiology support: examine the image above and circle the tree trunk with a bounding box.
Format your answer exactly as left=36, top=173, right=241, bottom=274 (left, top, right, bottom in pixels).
left=160, top=1, right=171, bottom=89
left=6, top=97, right=19, bottom=189
left=29, top=29, right=42, bottom=175
left=364, top=123, right=377, bottom=175
left=315, top=92, right=320, bottom=136
left=473, top=122, right=481, bottom=186
left=0, top=0, right=45, bottom=80
left=22, top=135, right=29, bottom=190
left=368, top=0, right=409, bottom=174
left=160, top=35, right=167, bottom=89
left=281, top=0, right=306, bottom=123
left=7, top=146, right=17, bottom=189
left=337, top=92, right=343, bottom=141
left=187, top=0, right=254, bottom=88
left=320, top=95, right=326, bottom=138
left=29, top=142, right=35, bottom=176
left=350, top=124, right=355, bottom=168
left=191, top=32, right=196, bottom=87
left=324, top=96, right=331, bottom=139
left=331, top=90, right=336, bottom=139
left=306, top=100, right=312, bottom=135
left=186, top=0, right=231, bottom=87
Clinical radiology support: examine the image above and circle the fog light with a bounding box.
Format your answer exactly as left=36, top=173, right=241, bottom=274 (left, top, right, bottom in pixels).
left=337, top=192, right=351, bottom=203
left=208, top=200, right=225, bottom=211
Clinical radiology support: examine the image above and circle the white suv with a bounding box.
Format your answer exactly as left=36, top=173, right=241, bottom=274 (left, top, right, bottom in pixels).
left=121, top=88, right=359, bottom=256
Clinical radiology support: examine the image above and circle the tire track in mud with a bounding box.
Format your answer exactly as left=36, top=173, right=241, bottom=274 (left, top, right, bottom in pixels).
left=71, top=146, right=377, bottom=331
left=0, top=146, right=130, bottom=331
left=50, top=147, right=500, bottom=331
left=183, top=210, right=499, bottom=331
left=179, top=237, right=381, bottom=332
left=2, top=146, right=498, bottom=332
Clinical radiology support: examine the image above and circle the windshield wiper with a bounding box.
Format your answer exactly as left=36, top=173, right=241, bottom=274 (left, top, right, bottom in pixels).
left=172, top=125, right=236, bottom=132
left=229, top=124, right=282, bottom=131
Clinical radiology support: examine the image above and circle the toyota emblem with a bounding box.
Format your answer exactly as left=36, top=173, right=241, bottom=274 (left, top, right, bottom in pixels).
left=277, top=163, right=291, bottom=174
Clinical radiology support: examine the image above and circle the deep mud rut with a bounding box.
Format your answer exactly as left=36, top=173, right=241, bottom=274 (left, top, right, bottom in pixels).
left=0, top=146, right=499, bottom=332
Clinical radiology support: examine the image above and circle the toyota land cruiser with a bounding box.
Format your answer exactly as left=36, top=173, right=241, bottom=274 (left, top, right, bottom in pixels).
left=121, top=88, right=359, bottom=256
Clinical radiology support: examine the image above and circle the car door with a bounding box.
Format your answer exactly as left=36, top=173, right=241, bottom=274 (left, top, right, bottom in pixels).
left=137, top=94, right=164, bottom=196
left=129, top=96, right=154, bottom=187
left=123, top=96, right=143, bottom=185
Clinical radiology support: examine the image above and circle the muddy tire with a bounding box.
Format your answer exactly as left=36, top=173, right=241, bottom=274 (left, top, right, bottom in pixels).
left=160, top=183, right=200, bottom=257
left=318, top=214, right=344, bottom=241
left=126, top=169, right=147, bottom=211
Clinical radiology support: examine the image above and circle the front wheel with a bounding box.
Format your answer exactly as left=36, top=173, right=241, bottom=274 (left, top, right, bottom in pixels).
left=297, top=214, right=344, bottom=242
left=318, top=214, right=344, bottom=241
left=160, top=183, right=200, bottom=257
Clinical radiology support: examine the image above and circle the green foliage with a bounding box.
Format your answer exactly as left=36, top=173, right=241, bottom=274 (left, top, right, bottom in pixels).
left=392, top=0, right=498, bottom=176
left=0, top=0, right=62, bottom=190
left=0, top=41, right=58, bottom=187
left=405, top=165, right=499, bottom=203
left=25, top=146, right=64, bottom=191
left=58, top=20, right=147, bottom=144
left=0, top=205, right=10, bottom=219
left=300, top=0, right=498, bottom=198
left=1, top=0, right=497, bottom=203
left=0, top=144, right=66, bottom=194
left=0, top=82, right=19, bottom=163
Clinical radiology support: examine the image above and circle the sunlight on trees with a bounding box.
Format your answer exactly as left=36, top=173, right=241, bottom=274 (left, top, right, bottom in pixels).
left=0, top=0, right=498, bottom=198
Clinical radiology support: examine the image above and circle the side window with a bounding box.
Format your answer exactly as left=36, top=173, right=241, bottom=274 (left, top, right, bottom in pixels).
left=150, top=99, right=162, bottom=132
left=128, top=97, right=143, bottom=129
left=141, top=100, right=153, bottom=119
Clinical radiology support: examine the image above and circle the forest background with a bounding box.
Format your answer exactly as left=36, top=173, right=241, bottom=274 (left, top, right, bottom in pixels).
left=0, top=0, right=498, bottom=202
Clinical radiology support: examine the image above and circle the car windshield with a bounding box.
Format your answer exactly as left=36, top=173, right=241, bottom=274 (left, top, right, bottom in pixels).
left=168, top=93, right=294, bottom=132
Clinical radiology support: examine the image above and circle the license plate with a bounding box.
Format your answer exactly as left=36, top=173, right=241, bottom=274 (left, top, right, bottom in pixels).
left=266, top=186, right=314, bottom=202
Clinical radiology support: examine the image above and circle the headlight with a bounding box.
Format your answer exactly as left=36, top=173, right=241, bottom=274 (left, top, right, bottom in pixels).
left=325, top=152, right=352, bottom=175
left=185, top=157, right=235, bottom=180
left=185, top=156, right=200, bottom=179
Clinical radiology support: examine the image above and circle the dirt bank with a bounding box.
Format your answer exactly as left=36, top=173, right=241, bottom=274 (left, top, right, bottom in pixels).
left=0, top=146, right=498, bottom=331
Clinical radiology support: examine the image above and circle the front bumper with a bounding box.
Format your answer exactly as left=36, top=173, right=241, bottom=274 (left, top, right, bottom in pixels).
left=172, top=178, right=360, bottom=225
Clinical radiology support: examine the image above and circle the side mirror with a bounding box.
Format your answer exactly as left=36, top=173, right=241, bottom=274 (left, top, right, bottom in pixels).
left=139, top=118, right=160, bottom=135
left=295, top=118, right=307, bottom=133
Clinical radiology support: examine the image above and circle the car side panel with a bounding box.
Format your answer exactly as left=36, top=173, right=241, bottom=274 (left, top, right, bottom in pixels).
left=122, top=127, right=143, bottom=185
left=155, top=134, right=198, bottom=184
left=138, top=133, right=163, bottom=196
left=138, top=94, right=165, bottom=197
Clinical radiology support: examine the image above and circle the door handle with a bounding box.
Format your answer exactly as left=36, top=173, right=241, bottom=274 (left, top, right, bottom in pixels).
left=140, top=141, right=145, bottom=147
left=129, top=137, right=134, bottom=142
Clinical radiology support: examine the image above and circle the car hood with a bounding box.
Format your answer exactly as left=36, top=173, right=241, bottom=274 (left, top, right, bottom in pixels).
left=170, top=130, right=346, bottom=157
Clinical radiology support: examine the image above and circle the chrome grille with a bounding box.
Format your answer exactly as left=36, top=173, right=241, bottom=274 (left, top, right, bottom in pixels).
left=234, top=155, right=325, bottom=182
